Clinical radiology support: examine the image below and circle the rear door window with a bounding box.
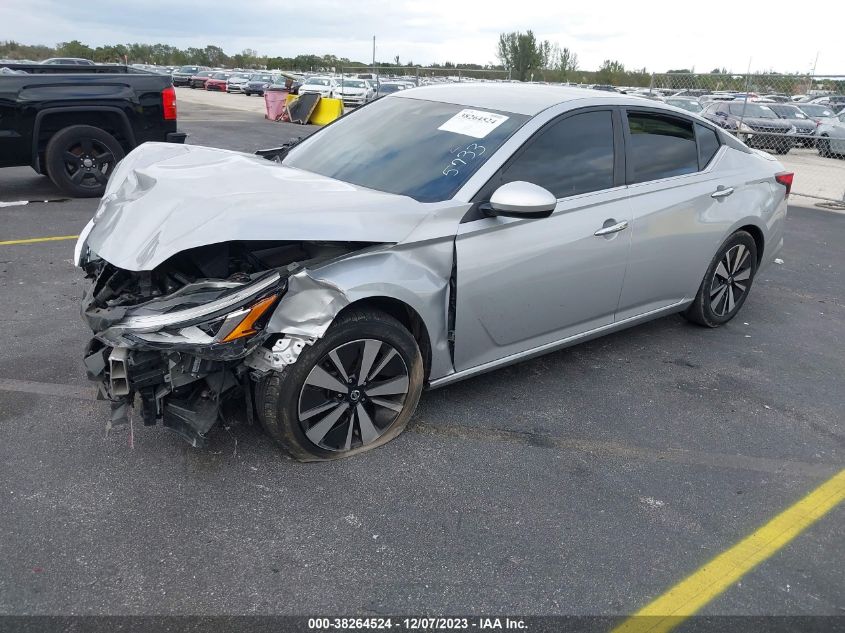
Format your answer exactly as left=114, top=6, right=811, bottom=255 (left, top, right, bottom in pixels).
left=626, top=112, right=698, bottom=183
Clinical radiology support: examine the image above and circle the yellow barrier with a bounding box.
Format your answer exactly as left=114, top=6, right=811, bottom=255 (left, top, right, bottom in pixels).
left=284, top=94, right=343, bottom=125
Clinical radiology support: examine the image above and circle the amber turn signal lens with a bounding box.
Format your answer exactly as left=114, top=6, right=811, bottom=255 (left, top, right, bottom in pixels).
left=220, top=295, right=278, bottom=343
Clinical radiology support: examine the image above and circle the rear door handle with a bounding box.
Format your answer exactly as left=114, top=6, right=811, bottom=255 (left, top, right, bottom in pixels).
left=711, top=187, right=734, bottom=199
left=594, top=220, right=629, bottom=236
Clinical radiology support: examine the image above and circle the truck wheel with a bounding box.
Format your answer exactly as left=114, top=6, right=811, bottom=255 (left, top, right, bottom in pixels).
left=45, top=125, right=125, bottom=198
left=258, top=308, right=424, bottom=461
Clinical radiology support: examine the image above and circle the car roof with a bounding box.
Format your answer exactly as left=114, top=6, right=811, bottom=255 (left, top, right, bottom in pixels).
left=393, top=83, right=644, bottom=116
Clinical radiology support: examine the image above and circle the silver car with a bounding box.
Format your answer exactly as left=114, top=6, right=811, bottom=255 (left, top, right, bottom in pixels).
left=75, top=84, right=790, bottom=459
left=816, top=109, right=845, bottom=156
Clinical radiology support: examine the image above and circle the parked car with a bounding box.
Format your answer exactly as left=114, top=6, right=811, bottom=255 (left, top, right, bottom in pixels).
left=74, top=84, right=789, bottom=458
left=298, top=76, right=340, bottom=99
left=761, top=94, right=790, bottom=102
left=189, top=70, right=215, bottom=89
left=810, top=95, right=845, bottom=106
left=629, top=90, right=664, bottom=102
left=172, top=65, right=209, bottom=87
left=205, top=72, right=234, bottom=92
left=701, top=101, right=794, bottom=153
left=795, top=103, right=837, bottom=125
left=765, top=103, right=817, bottom=146
left=41, top=57, right=95, bottom=65
left=0, top=63, right=185, bottom=197
left=665, top=97, right=703, bottom=113
left=226, top=72, right=251, bottom=93
left=376, top=82, right=408, bottom=97
left=336, top=79, right=374, bottom=106
left=590, top=84, right=619, bottom=92
left=243, top=73, right=276, bottom=96
left=816, top=109, right=845, bottom=157
left=672, top=89, right=709, bottom=98
left=698, top=94, right=736, bottom=104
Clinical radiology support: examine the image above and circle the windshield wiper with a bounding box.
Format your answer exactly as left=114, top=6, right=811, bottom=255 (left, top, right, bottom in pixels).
left=254, top=137, right=303, bottom=163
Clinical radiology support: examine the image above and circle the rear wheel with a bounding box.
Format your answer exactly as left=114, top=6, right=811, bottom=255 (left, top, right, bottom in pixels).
left=683, top=231, right=757, bottom=328
left=259, top=308, right=424, bottom=461
left=45, top=125, right=125, bottom=198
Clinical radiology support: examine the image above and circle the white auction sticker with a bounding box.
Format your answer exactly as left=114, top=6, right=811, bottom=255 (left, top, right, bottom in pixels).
left=438, top=109, right=509, bottom=138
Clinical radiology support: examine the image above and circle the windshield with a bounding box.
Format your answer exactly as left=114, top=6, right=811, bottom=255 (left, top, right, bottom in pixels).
left=379, top=84, right=402, bottom=93
left=306, top=78, right=331, bottom=86
left=342, top=80, right=366, bottom=88
left=285, top=97, right=529, bottom=202
left=212, top=73, right=228, bottom=79
left=799, top=105, right=834, bottom=117
left=728, top=103, right=777, bottom=119
left=251, top=74, right=272, bottom=81
left=178, top=66, right=198, bottom=73
left=769, top=105, right=805, bottom=119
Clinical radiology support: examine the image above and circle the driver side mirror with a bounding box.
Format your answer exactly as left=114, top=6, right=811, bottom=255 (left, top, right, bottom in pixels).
left=482, top=181, right=557, bottom=219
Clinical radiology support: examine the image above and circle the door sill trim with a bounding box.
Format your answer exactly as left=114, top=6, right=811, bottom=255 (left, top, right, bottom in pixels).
left=428, top=300, right=688, bottom=389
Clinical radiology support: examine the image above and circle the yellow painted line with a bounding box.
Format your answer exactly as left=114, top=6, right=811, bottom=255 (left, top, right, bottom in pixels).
left=0, top=235, right=79, bottom=246
left=613, top=468, right=845, bottom=633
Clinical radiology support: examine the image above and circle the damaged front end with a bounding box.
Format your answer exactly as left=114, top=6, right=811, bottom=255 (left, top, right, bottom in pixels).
left=80, top=240, right=363, bottom=446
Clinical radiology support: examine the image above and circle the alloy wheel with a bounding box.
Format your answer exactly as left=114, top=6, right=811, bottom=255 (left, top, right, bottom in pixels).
left=709, top=243, right=753, bottom=317
left=61, top=137, right=116, bottom=190
left=297, top=339, right=409, bottom=452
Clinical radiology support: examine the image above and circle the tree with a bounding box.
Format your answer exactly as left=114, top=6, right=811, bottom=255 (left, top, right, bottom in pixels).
left=558, top=47, right=579, bottom=81
left=55, top=40, right=93, bottom=60
left=595, top=59, right=625, bottom=85
left=496, top=30, right=549, bottom=81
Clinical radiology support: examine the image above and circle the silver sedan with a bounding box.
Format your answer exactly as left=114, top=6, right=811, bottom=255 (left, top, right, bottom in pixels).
left=817, top=109, right=845, bottom=156
left=75, top=84, right=790, bottom=459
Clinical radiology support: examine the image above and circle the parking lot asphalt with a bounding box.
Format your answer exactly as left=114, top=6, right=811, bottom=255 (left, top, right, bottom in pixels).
left=0, top=100, right=842, bottom=619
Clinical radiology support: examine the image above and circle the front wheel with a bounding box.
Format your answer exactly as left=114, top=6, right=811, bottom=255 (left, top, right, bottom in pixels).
left=683, top=231, right=758, bottom=328
left=258, top=308, right=424, bottom=461
left=818, top=136, right=833, bottom=157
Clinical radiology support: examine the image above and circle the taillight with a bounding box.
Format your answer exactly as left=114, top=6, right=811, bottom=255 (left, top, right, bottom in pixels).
left=162, top=86, right=177, bottom=120
left=775, top=171, right=794, bottom=197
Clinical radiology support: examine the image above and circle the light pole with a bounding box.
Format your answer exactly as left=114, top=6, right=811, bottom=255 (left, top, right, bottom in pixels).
left=372, top=36, right=376, bottom=71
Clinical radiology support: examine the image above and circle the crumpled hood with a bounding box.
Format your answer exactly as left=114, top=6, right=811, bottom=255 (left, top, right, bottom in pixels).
left=86, top=143, right=455, bottom=272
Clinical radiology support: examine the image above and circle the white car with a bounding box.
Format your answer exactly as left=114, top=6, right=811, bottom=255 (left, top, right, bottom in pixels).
left=336, top=79, right=374, bottom=106
left=299, top=76, right=340, bottom=99
left=226, top=73, right=251, bottom=93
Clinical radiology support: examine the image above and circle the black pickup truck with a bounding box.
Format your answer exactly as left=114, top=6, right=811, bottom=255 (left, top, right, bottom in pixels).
left=0, top=64, right=186, bottom=197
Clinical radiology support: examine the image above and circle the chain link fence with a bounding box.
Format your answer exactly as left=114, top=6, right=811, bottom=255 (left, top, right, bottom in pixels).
left=640, top=73, right=845, bottom=204
left=340, top=66, right=510, bottom=86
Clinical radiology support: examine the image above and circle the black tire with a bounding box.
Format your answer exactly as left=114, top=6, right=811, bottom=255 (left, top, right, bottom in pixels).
left=259, top=308, right=424, bottom=461
left=244, top=91, right=251, bottom=96
left=683, top=231, right=758, bottom=328
left=44, top=125, right=125, bottom=198
left=818, top=136, right=832, bottom=157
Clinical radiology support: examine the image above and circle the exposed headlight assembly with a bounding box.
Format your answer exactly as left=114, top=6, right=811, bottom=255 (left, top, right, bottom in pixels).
left=105, top=273, right=283, bottom=347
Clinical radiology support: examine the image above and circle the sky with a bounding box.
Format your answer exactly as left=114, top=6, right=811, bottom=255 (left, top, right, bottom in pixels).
left=1, top=0, right=842, bottom=74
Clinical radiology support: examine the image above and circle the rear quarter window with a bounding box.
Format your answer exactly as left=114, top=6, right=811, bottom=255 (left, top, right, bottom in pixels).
left=695, top=123, right=721, bottom=169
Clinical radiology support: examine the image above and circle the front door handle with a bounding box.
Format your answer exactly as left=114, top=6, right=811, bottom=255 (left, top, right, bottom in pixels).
left=594, top=220, right=629, bottom=236
left=711, top=186, right=735, bottom=199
